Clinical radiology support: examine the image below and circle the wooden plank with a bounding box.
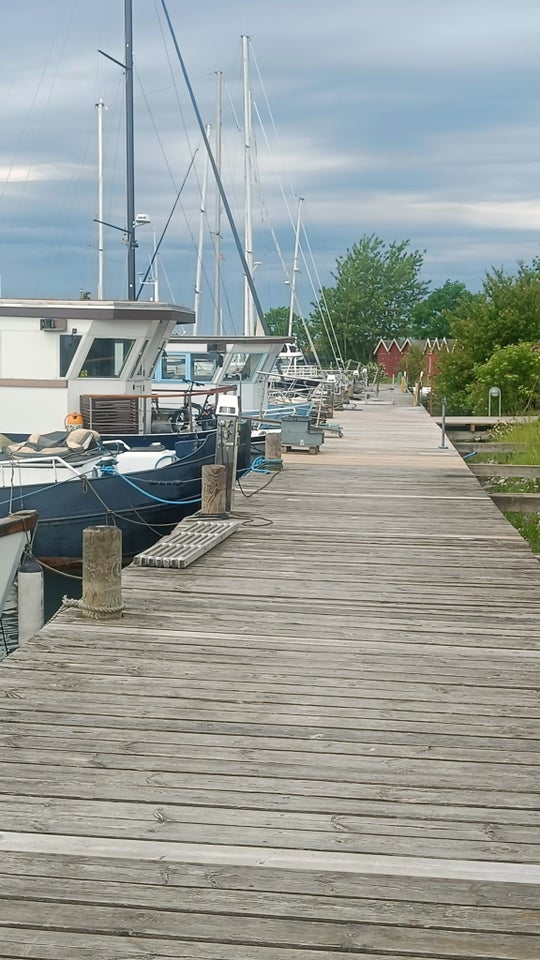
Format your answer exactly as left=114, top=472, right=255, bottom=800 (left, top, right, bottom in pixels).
left=434, top=416, right=533, bottom=426
left=454, top=442, right=525, bottom=453
left=3, top=849, right=540, bottom=907
left=1, top=872, right=540, bottom=934
left=0, top=929, right=483, bottom=960
left=0, top=898, right=538, bottom=958
left=1, top=390, right=540, bottom=954
left=491, top=492, right=540, bottom=512
left=471, top=463, right=540, bottom=479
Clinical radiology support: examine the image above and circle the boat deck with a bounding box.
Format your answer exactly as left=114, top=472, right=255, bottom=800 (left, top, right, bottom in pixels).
left=1, top=387, right=539, bottom=958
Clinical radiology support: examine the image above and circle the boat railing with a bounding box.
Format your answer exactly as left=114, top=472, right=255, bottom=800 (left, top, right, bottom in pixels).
left=0, top=454, right=91, bottom=486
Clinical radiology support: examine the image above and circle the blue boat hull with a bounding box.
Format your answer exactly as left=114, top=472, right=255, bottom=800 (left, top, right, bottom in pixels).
left=0, top=429, right=250, bottom=567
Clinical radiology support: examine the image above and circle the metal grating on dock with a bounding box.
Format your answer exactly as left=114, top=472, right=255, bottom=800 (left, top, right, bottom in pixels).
left=134, top=518, right=239, bottom=568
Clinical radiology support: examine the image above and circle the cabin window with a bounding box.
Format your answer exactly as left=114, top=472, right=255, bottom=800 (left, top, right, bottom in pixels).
left=59, top=334, right=82, bottom=376
left=225, top=352, right=263, bottom=381
left=78, top=337, right=135, bottom=378
left=160, top=353, right=187, bottom=380
left=192, top=355, right=217, bottom=382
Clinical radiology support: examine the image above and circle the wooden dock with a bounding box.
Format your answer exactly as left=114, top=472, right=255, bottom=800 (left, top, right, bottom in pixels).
left=1, top=389, right=540, bottom=958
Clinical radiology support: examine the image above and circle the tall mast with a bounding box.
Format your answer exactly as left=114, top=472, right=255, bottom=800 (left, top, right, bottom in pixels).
left=159, top=0, right=268, bottom=332
left=242, top=35, right=254, bottom=337
left=288, top=196, right=303, bottom=338
left=124, top=0, right=136, bottom=300
left=213, top=71, right=222, bottom=336
left=96, top=98, right=105, bottom=300
left=152, top=230, right=159, bottom=301
left=194, top=123, right=211, bottom=331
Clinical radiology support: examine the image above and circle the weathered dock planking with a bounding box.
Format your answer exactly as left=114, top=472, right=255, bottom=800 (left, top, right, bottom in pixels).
left=1, top=387, right=540, bottom=958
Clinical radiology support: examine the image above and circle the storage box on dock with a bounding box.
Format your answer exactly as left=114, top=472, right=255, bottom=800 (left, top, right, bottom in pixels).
left=281, top=416, right=324, bottom=454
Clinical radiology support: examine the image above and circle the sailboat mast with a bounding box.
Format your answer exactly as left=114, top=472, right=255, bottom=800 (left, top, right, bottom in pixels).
left=213, top=71, right=222, bottom=336
left=288, top=196, right=303, bottom=338
left=194, top=124, right=211, bottom=331
left=96, top=98, right=105, bottom=300
left=124, top=0, right=136, bottom=300
left=159, top=0, right=268, bottom=332
left=242, top=35, right=254, bottom=338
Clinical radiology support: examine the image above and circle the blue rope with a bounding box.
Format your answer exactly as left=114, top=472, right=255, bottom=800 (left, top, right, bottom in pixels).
left=250, top=456, right=270, bottom=475
left=248, top=456, right=282, bottom=476
left=118, top=472, right=202, bottom=505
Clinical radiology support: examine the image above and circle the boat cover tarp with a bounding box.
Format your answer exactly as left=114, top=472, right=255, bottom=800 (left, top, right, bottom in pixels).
left=6, top=428, right=101, bottom=459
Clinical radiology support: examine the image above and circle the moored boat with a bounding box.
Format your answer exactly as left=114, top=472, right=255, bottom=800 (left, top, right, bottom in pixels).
left=0, top=299, right=250, bottom=567
left=0, top=510, right=38, bottom=618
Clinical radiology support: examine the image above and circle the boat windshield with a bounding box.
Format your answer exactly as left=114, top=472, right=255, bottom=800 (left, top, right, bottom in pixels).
left=78, top=338, right=135, bottom=378
left=224, top=352, right=263, bottom=381
left=158, top=352, right=218, bottom=383
left=60, top=333, right=82, bottom=376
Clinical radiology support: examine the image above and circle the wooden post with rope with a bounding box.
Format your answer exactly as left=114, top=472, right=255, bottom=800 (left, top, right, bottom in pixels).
left=264, top=430, right=282, bottom=470
left=201, top=464, right=228, bottom=516
left=81, top=526, right=123, bottom=619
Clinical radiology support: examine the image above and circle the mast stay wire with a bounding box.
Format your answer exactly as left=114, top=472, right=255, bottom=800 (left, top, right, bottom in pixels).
left=250, top=48, right=344, bottom=367
left=158, top=0, right=268, bottom=334
left=133, top=58, right=218, bottom=311
left=0, top=2, right=76, bottom=210
left=135, top=86, right=214, bottom=308
left=151, top=2, right=252, bottom=332
left=136, top=149, right=198, bottom=299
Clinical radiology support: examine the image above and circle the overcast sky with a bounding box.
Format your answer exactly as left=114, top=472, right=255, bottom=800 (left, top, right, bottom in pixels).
left=1, top=0, right=540, bottom=333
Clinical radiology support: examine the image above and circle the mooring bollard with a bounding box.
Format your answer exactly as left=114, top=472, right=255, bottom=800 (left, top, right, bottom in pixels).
left=439, top=396, right=447, bottom=450
left=201, top=463, right=228, bottom=516
left=81, top=526, right=123, bottom=619
left=264, top=430, right=283, bottom=470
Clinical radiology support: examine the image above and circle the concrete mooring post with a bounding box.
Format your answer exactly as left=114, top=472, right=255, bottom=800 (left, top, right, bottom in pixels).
left=81, top=526, right=123, bottom=619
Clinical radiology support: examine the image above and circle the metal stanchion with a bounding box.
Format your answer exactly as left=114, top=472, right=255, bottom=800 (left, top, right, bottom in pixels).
left=439, top=396, right=447, bottom=449
left=214, top=394, right=240, bottom=513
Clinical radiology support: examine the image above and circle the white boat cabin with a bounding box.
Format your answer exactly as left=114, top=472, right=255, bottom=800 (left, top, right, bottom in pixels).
left=0, top=299, right=194, bottom=436
left=153, top=334, right=292, bottom=414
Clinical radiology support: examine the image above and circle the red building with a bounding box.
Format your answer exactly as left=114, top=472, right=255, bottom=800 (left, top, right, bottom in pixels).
left=372, top=339, right=404, bottom=377
left=373, top=338, right=453, bottom=378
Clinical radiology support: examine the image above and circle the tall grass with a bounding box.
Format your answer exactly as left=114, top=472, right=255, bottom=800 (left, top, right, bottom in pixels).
left=491, top=419, right=540, bottom=464
left=488, top=419, right=540, bottom=553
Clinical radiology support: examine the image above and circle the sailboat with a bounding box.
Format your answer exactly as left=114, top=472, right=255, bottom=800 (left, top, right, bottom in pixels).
left=0, top=4, right=252, bottom=568
left=0, top=511, right=38, bottom=620
left=0, top=298, right=251, bottom=567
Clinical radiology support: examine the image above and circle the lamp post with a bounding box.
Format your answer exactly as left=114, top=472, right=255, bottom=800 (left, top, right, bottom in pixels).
left=488, top=385, right=502, bottom=417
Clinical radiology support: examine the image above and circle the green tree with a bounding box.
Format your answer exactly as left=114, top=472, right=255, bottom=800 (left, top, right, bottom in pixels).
left=264, top=306, right=290, bottom=337
left=468, top=343, right=540, bottom=415
left=435, top=261, right=540, bottom=414
left=410, top=280, right=472, bottom=339
left=309, top=234, right=428, bottom=363
left=399, top=344, right=425, bottom=387
left=263, top=306, right=310, bottom=353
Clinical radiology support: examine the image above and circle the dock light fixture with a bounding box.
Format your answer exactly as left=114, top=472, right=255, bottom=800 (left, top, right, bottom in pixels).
left=488, top=385, right=502, bottom=417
